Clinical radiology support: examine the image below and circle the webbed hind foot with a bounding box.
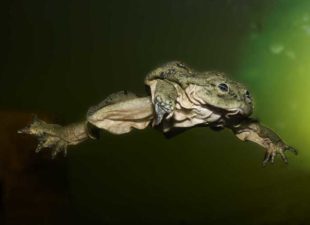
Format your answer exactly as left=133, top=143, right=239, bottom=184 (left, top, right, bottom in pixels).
left=18, top=115, right=88, bottom=158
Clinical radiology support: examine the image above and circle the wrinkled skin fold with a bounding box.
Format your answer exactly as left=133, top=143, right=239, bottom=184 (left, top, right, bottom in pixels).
left=18, top=99, right=297, bottom=166
left=18, top=61, right=297, bottom=166
left=18, top=97, right=154, bottom=158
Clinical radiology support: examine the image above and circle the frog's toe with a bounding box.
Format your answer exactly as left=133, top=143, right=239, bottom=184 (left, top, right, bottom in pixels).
left=262, top=150, right=273, bottom=167
left=279, top=151, right=289, bottom=164
left=262, top=144, right=295, bottom=166
left=34, top=132, right=67, bottom=158
left=154, top=105, right=164, bottom=125
left=51, top=142, right=68, bottom=159
left=285, top=146, right=298, bottom=155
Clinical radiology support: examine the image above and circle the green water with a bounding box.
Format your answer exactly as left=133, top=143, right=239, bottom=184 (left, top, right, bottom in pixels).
left=2, top=0, right=310, bottom=224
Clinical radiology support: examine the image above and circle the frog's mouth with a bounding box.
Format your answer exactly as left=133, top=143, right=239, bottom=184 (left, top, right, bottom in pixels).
left=203, top=103, right=246, bottom=119
left=225, top=108, right=243, bottom=118
left=225, top=105, right=253, bottom=118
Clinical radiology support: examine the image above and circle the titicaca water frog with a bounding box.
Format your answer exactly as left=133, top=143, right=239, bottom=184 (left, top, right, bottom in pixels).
left=18, top=61, right=297, bottom=166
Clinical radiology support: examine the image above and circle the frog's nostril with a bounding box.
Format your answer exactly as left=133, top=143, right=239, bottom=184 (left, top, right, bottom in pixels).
left=245, top=90, right=250, bottom=98
left=245, top=90, right=252, bottom=103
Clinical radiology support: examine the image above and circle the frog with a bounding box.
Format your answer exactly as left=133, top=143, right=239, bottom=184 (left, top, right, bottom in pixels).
left=18, top=61, right=297, bottom=166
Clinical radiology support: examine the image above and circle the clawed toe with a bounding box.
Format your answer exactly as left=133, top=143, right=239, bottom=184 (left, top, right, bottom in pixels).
left=33, top=133, right=68, bottom=158
left=52, top=144, right=67, bottom=158
left=262, top=145, right=295, bottom=167
left=262, top=151, right=272, bottom=167
left=285, top=146, right=298, bottom=155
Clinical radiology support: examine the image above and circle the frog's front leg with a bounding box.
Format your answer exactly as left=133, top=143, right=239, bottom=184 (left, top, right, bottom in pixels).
left=229, top=119, right=297, bottom=166
left=149, top=80, right=178, bottom=125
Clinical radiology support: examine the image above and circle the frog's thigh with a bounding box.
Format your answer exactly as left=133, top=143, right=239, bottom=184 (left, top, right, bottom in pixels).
left=87, top=97, right=154, bottom=134
left=153, top=80, right=178, bottom=125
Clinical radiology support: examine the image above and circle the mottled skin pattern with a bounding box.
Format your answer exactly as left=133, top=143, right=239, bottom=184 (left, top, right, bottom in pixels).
left=18, top=61, right=297, bottom=166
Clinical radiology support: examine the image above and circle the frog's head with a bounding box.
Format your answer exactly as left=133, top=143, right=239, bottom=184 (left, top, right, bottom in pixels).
left=193, top=72, right=253, bottom=118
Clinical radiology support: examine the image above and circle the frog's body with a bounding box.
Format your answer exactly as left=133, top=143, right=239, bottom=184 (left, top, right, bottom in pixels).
left=18, top=61, right=297, bottom=166
left=145, top=61, right=253, bottom=130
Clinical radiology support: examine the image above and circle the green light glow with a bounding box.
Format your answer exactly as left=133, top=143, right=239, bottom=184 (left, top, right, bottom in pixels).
left=237, top=1, right=310, bottom=168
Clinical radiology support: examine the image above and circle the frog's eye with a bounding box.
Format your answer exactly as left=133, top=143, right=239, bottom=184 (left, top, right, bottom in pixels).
left=218, top=83, right=229, bottom=92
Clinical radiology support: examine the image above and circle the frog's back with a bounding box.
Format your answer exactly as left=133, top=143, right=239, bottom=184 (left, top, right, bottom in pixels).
left=144, top=61, right=196, bottom=88
left=144, top=61, right=230, bottom=89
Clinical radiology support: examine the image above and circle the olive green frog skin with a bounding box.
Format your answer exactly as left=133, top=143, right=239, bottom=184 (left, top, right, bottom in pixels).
left=18, top=61, right=297, bottom=166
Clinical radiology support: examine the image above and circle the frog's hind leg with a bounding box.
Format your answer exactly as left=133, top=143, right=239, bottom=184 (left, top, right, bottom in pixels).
left=18, top=91, right=155, bottom=158
left=87, top=91, right=154, bottom=135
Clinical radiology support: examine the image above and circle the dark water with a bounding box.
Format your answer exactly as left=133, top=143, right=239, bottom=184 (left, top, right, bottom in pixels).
left=1, top=0, right=310, bottom=224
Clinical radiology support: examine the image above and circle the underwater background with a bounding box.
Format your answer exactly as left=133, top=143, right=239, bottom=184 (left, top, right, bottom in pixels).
left=1, top=0, right=310, bottom=224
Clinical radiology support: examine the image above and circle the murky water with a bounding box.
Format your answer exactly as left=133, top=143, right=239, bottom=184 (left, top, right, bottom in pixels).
left=1, top=0, right=310, bottom=224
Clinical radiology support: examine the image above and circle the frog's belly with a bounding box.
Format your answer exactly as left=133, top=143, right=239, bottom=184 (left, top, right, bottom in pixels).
left=162, top=82, right=221, bottom=132
left=171, top=105, right=221, bottom=128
